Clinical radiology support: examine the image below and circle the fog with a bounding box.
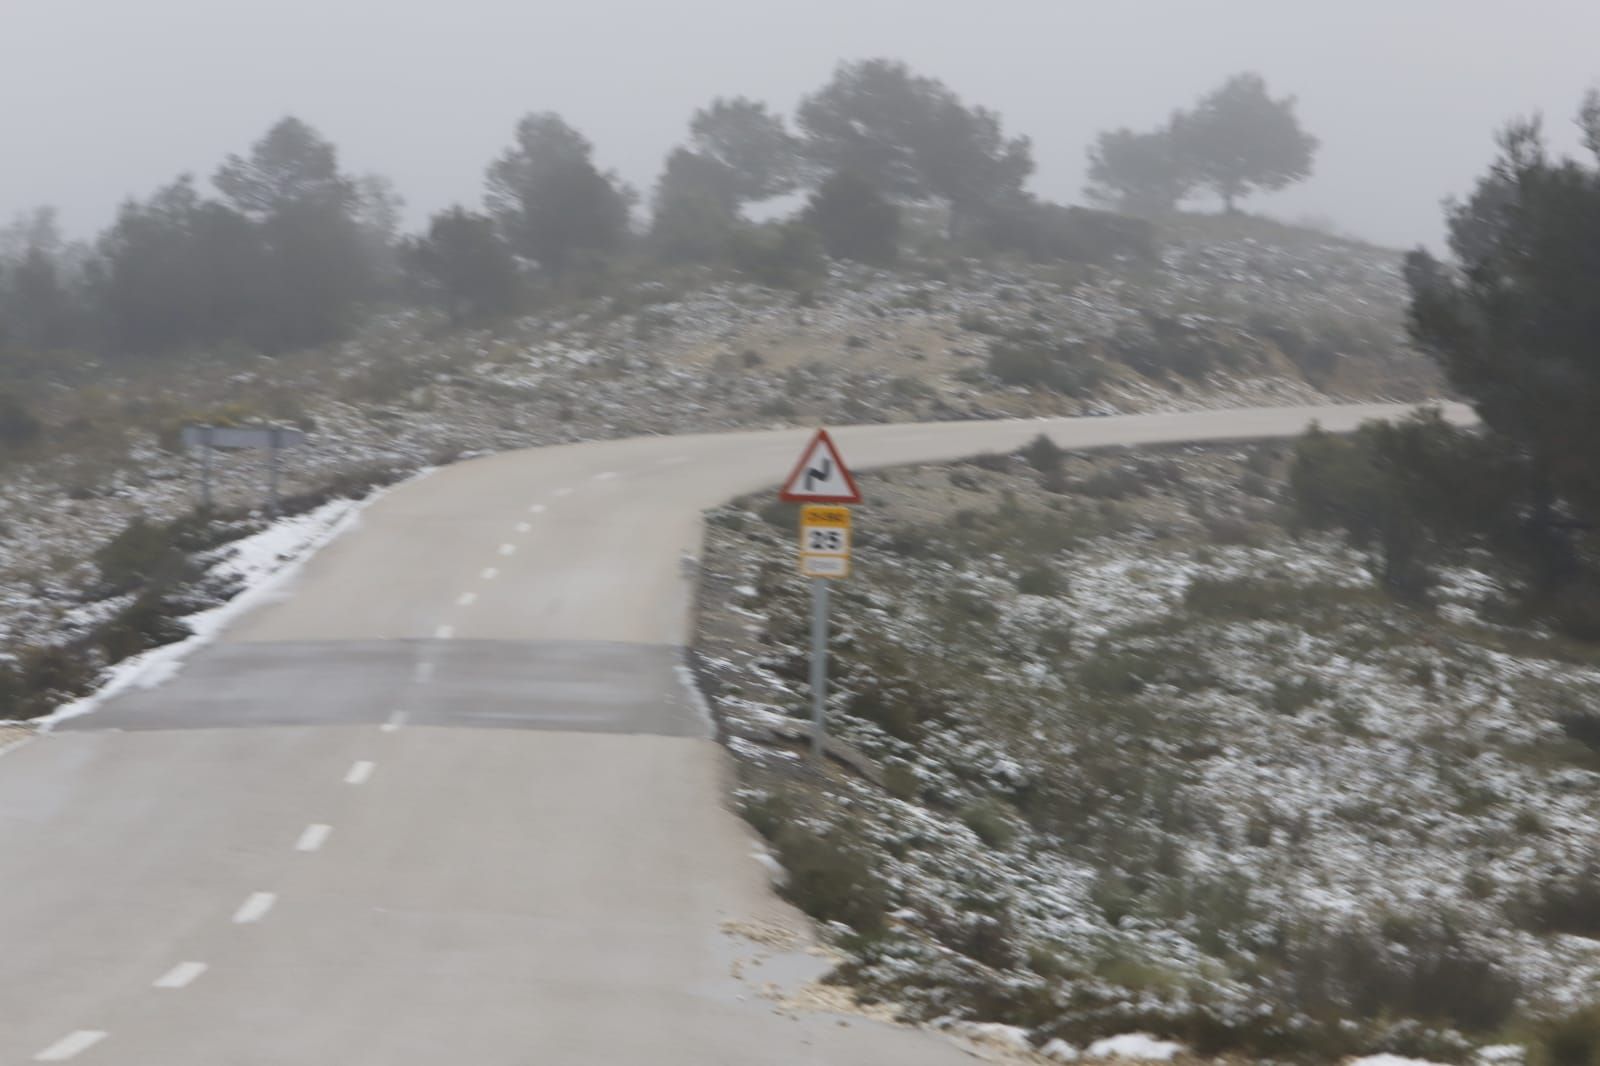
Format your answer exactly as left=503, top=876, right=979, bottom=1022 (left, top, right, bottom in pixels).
left=2, top=0, right=1595, bottom=249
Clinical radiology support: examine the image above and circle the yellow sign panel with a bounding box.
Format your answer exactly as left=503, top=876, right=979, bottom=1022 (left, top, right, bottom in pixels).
left=799, top=505, right=853, bottom=579
left=801, top=505, right=852, bottom=529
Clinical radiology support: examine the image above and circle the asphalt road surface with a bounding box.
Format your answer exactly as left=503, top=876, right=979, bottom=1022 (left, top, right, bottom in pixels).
left=0, top=403, right=1460, bottom=1064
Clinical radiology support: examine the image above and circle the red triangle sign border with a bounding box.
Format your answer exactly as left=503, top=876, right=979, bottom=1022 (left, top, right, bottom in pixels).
left=778, top=428, right=863, bottom=504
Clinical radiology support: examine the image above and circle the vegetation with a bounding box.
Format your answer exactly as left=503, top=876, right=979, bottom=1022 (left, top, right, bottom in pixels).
left=699, top=434, right=1600, bottom=1061
left=1086, top=72, right=1318, bottom=215
left=0, top=56, right=1337, bottom=421
left=1285, top=92, right=1600, bottom=636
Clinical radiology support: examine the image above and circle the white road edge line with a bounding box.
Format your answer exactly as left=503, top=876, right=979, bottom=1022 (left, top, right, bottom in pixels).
left=480, top=567, right=499, bottom=580
left=345, top=760, right=375, bottom=785
left=553, top=487, right=574, bottom=497
left=497, top=543, right=516, bottom=557
left=527, top=503, right=546, bottom=514
left=658, top=455, right=690, bottom=466
left=153, top=961, right=208, bottom=989
left=434, top=624, right=455, bottom=639
left=514, top=522, right=531, bottom=534
left=295, top=824, right=332, bottom=852
left=456, top=592, right=478, bottom=607
left=33, top=1030, right=107, bottom=1061
left=381, top=710, right=408, bottom=733
left=592, top=471, right=617, bottom=481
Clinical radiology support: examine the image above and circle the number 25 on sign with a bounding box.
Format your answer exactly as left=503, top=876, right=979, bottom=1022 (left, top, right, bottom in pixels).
left=799, top=505, right=851, bottom=579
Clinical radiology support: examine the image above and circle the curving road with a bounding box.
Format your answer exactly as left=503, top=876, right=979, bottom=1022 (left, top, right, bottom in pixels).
left=0, top=403, right=1460, bottom=1064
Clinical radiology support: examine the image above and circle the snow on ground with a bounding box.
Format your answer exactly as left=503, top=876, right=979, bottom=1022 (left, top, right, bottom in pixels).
left=695, top=442, right=1600, bottom=1060
left=1085, top=1034, right=1186, bottom=1061
left=32, top=491, right=384, bottom=730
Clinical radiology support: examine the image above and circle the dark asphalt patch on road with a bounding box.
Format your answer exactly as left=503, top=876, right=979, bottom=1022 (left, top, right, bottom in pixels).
left=59, top=640, right=708, bottom=738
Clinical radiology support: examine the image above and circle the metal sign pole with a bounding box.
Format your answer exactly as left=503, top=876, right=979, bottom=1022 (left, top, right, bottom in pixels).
left=810, top=577, right=829, bottom=760
left=199, top=427, right=214, bottom=513
left=267, top=428, right=282, bottom=518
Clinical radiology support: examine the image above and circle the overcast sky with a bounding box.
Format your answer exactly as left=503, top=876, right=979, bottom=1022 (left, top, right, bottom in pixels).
left=2, top=0, right=1595, bottom=250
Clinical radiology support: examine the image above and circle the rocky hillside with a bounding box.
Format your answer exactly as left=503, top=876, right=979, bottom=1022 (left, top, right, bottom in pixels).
left=0, top=215, right=1436, bottom=717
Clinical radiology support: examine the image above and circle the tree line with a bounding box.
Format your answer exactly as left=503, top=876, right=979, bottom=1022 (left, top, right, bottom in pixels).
left=0, top=60, right=1320, bottom=389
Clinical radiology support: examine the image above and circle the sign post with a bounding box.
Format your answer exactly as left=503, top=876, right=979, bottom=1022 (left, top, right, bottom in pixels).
left=182, top=425, right=307, bottom=517
left=779, top=430, right=862, bottom=761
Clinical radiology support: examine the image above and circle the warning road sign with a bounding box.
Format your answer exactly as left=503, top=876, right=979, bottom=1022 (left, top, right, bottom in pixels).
left=779, top=429, right=862, bottom=504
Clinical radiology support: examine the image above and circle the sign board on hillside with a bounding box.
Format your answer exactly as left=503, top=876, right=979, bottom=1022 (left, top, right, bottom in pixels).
left=181, top=424, right=307, bottom=516
left=181, top=425, right=306, bottom=452
left=799, top=505, right=852, bottom=579
left=779, top=429, right=862, bottom=504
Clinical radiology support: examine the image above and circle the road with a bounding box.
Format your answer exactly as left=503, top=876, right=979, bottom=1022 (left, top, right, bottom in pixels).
left=0, top=403, right=1456, bottom=1064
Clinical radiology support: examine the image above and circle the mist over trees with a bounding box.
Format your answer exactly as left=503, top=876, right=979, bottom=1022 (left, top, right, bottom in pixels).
left=1085, top=72, right=1318, bottom=216
left=0, top=58, right=1331, bottom=388
left=797, top=58, right=1033, bottom=238
left=485, top=113, right=633, bottom=280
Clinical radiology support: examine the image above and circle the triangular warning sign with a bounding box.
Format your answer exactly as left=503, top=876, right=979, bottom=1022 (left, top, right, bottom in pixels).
left=779, top=429, right=862, bottom=504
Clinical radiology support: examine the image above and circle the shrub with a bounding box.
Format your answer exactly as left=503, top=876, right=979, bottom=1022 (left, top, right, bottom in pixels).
left=729, top=221, right=826, bottom=290
left=773, top=824, right=889, bottom=935
left=0, top=389, right=42, bottom=449
left=962, top=798, right=1019, bottom=849
left=1269, top=676, right=1331, bottom=714
left=847, top=681, right=924, bottom=741
left=94, top=516, right=190, bottom=595
left=978, top=202, right=1158, bottom=265
left=1079, top=645, right=1215, bottom=696
left=1515, top=861, right=1600, bottom=938
left=98, top=593, right=192, bottom=663
left=1184, top=576, right=1365, bottom=622
left=1109, top=313, right=1233, bottom=382
left=1016, top=566, right=1064, bottom=596
left=1285, top=916, right=1519, bottom=1033
left=988, top=339, right=1102, bottom=394
left=883, top=762, right=920, bottom=801
left=1077, top=467, right=1147, bottom=500
left=1021, top=433, right=1064, bottom=475
left=1559, top=708, right=1600, bottom=750
left=6, top=644, right=98, bottom=720
left=741, top=790, right=793, bottom=842
left=1532, top=1006, right=1600, bottom=1066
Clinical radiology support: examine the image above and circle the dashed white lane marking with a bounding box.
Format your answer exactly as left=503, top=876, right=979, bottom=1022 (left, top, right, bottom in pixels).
left=413, top=661, right=435, bottom=684
left=434, top=625, right=455, bottom=639
left=233, top=892, right=276, bottom=924
left=593, top=471, right=617, bottom=481
left=381, top=710, right=408, bottom=733
left=528, top=503, right=546, bottom=514
left=553, top=487, right=574, bottom=497
left=33, top=1030, right=107, bottom=1061
left=295, top=824, right=332, bottom=852
left=456, top=591, right=478, bottom=607
left=514, top=522, right=531, bottom=534
left=345, top=760, right=375, bottom=785
left=480, top=567, right=499, bottom=581
left=497, top=543, right=516, bottom=557
left=153, top=962, right=208, bottom=989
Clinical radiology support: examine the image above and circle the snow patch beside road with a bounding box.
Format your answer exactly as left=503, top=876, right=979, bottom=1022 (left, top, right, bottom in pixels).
left=35, top=492, right=387, bottom=731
